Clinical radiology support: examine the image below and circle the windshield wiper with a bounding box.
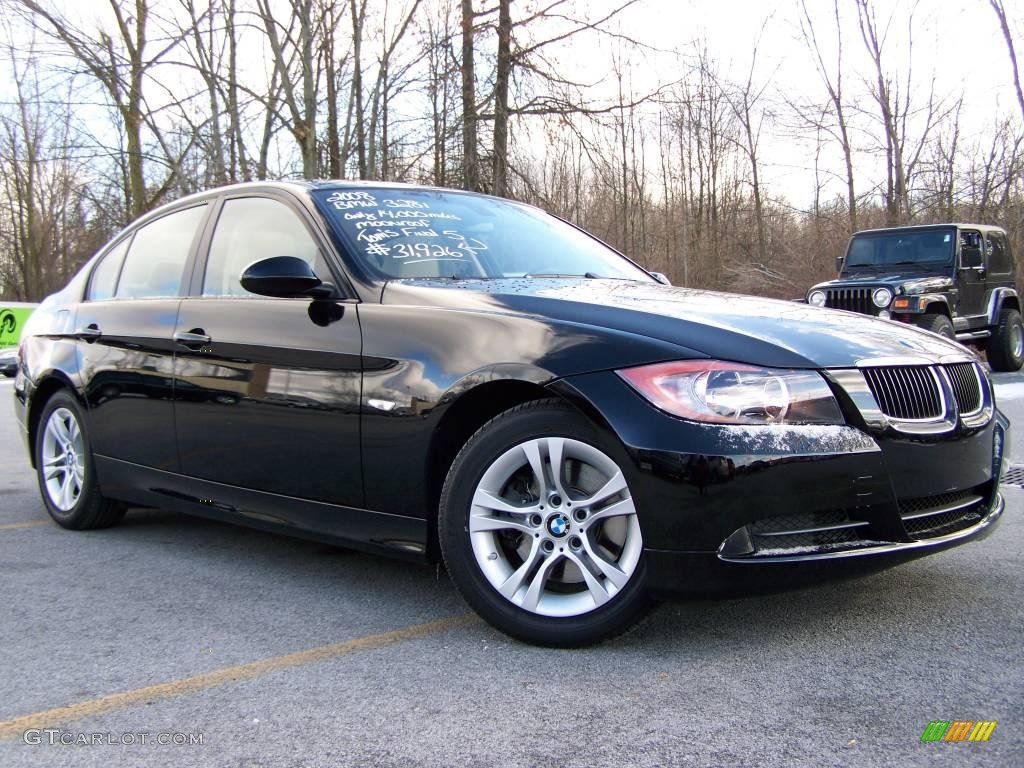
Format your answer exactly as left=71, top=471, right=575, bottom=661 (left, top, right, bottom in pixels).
left=525, top=272, right=603, bottom=279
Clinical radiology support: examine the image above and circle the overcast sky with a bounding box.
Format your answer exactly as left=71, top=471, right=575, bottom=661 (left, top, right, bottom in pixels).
left=6, top=0, right=1022, bottom=210
left=575, top=0, right=1023, bottom=206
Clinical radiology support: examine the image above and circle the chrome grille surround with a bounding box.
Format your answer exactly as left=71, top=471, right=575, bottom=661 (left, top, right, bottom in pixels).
left=826, top=357, right=992, bottom=436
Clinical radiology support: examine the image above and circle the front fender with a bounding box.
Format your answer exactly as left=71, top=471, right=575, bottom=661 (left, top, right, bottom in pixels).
left=893, top=293, right=951, bottom=316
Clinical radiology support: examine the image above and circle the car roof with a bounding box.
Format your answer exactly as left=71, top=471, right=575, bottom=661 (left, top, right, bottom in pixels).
left=853, top=223, right=1007, bottom=236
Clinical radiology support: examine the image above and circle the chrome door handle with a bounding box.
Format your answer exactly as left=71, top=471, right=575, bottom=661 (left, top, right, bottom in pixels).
left=173, top=329, right=211, bottom=347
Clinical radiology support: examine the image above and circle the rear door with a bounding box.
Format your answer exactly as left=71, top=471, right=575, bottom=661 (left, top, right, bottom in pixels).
left=172, top=192, right=364, bottom=508
left=76, top=204, right=209, bottom=472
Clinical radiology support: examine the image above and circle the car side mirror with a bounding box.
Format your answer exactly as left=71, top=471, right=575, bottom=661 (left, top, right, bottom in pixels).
left=961, top=247, right=983, bottom=269
left=835, top=256, right=844, bottom=272
left=650, top=271, right=671, bottom=286
left=240, top=256, right=337, bottom=299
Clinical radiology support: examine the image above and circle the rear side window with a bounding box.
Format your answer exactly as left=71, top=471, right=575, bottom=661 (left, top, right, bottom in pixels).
left=203, top=197, right=325, bottom=297
left=87, top=237, right=130, bottom=301
left=115, top=205, right=207, bottom=299
left=987, top=232, right=1012, bottom=275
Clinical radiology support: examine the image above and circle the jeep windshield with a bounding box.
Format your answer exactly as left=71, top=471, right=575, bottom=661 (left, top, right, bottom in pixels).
left=844, top=228, right=955, bottom=269
left=313, top=187, right=654, bottom=281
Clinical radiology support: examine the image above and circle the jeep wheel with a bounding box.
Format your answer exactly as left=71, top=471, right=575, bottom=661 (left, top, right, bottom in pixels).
left=987, top=307, right=1024, bottom=372
left=914, top=313, right=955, bottom=341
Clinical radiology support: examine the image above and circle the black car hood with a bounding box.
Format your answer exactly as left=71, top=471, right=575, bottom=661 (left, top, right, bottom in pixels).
left=812, top=271, right=954, bottom=295
left=382, top=278, right=966, bottom=369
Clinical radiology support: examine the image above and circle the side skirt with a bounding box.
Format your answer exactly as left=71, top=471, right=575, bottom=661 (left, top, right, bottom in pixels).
left=94, top=455, right=429, bottom=562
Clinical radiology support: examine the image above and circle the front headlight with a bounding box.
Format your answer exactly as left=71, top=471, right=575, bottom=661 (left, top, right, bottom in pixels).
left=872, top=287, right=893, bottom=308
left=617, top=361, right=845, bottom=425
left=808, top=290, right=826, bottom=307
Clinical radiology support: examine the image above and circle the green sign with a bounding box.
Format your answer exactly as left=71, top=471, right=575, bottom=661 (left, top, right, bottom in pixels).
left=0, top=305, right=36, bottom=348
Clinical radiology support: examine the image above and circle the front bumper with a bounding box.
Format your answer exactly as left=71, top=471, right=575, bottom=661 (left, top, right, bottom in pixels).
left=644, top=491, right=1004, bottom=597
left=550, top=371, right=1009, bottom=597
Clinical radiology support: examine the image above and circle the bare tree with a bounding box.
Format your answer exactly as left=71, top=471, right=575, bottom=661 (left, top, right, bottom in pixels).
left=257, top=0, right=319, bottom=178
left=14, top=0, right=194, bottom=217
left=720, top=44, right=772, bottom=265
left=991, top=0, right=1024, bottom=121
left=799, top=0, right=857, bottom=231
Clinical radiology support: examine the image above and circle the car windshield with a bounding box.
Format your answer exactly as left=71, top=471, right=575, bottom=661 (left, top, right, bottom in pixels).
left=844, top=229, right=955, bottom=268
left=312, top=187, right=653, bottom=281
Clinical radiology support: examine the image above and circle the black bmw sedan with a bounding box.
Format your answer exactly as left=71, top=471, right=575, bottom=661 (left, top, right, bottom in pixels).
left=13, top=181, right=1009, bottom=646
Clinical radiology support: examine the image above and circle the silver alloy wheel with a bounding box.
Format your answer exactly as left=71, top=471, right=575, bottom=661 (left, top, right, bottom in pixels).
left=1012, top=321, right=1023, bottom=359
left=41, top=407, right=86, bottom=512
left=469, top=437, right=642, bottom=618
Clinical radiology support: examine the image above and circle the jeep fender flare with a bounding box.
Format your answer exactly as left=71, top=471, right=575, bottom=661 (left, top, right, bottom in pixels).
left=908, top=293, right=952, bottom=318
left=987, top=288, right=1021, bottom=324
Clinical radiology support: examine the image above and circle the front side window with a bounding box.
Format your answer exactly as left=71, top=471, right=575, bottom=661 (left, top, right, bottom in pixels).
left=87, top=237, right=131, bottom=301
left=312, top=187, right=653, bottom=281
left=203, top=197, right=325, bottom=297
left=115, top=205, right=207, bottom=299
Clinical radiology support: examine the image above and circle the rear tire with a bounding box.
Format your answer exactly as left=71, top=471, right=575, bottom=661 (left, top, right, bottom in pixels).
left=439, top=399, right=653, bottom=647
left=914, top=313, right=955, bottom=340
left=35, top=391, right=125, bottom=530
left=986, top=307, right=1024, bottom=372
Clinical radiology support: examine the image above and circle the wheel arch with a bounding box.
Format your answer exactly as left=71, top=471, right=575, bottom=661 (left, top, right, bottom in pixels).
left=987, top=287, right=1020, bottom=323
left=999, top=293, right=1021, bottom=315
left=26, top=372, right=83, bottom=469
left=920, top=298, right=952, bottom=319
left=423, top=373, right=612, bottom=559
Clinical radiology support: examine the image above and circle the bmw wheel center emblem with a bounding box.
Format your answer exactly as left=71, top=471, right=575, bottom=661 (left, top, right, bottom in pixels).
left=547, top=513, right=569, bottom=537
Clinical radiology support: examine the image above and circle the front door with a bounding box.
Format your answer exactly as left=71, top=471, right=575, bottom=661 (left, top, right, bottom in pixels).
left=957, top=229, right=987, bottom=325
left=172, top=194, right=364, bottom=508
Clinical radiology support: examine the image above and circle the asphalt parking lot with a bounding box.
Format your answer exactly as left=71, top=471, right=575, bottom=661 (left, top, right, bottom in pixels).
left=0, top=374, right=1021, bottom=768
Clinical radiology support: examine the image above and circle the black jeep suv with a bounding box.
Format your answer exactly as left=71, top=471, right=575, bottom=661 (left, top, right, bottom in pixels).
left=807, top=224, right=1023, bottom=371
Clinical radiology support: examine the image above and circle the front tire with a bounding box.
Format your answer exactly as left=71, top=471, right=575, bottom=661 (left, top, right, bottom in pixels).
left=914, top=313, right=955, bottom=340
left=439, top=399, right=652, bottom=647
left=35, top=391, right=125, bottom=529
left=987, top=307, right=1024, bottom=372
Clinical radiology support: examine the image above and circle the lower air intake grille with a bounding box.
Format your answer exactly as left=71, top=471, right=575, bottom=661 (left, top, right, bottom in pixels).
left=862, top=366, right=943, bottom=420
left=898, top=489, right=986, bottom=539
left=745, top=510, right=875, bottom=556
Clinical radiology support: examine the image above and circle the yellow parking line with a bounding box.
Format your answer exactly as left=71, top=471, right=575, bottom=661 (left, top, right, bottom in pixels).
left=0, top=520, right=49, bottom=531
left=0, top=613, right=478, bottom=741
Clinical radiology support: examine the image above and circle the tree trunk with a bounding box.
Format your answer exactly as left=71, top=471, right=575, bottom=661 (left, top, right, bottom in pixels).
left=350, top=0, right=367, bottom=179
left=492, top=0, right=512, bottom=197
left=460, top=0, right=478, bottom=190
left=299, top=0, right=317, bottom=178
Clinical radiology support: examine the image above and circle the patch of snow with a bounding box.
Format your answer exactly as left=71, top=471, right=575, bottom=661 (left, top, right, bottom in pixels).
left=714, top=424, right=878, bottom=455
left=994, top=381, right=1024, bottom=400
